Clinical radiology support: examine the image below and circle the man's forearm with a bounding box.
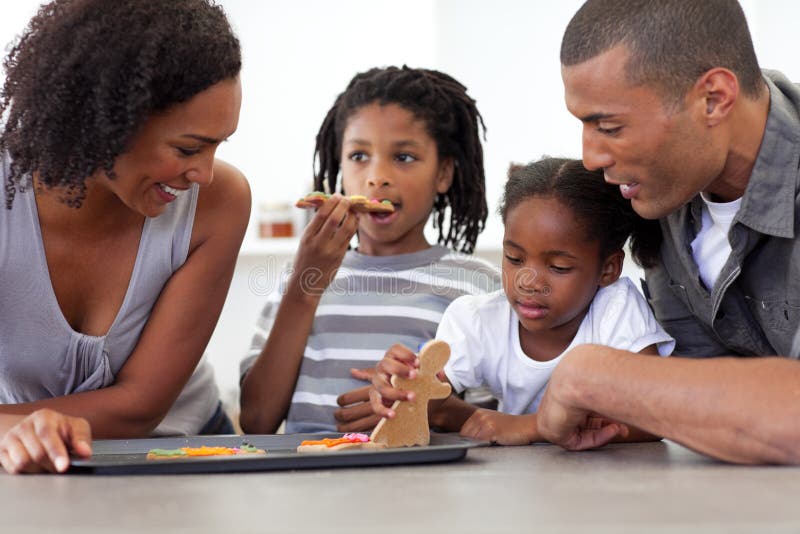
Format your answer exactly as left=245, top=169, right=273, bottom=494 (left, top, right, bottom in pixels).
left=551, top=345, right=800, bottom=464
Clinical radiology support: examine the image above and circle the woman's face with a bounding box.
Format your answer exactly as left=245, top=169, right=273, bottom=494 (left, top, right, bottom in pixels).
left=97, top=77, right=242, bottom=218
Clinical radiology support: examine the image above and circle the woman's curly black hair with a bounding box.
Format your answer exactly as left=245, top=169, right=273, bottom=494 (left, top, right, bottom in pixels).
left=499, top=157, right=662, bottom=268
left=314, top=65, right=488, bottom=254
left=1, top=0, right=241, bottom=209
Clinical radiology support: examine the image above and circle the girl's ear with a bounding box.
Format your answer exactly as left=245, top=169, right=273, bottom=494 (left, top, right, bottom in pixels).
left=435, top=158, right=455, bottom=194
left=598, top=249, right=624, bottom=287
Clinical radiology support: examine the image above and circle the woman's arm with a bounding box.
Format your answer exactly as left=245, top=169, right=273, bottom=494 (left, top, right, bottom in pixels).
left=238, top=195, right=358, bottom=433
left=0, top=411, right=91, bottom=474
left=537, top=344, right=800, bottom=464
left=0, top=160, right=250, bottom=438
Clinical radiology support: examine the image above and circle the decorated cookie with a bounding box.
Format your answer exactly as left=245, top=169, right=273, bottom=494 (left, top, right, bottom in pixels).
left=295, top=192, right=394, bottom=213
left=296, top=433, right=386, bottom=453
left=347, top=195, right=395, bottom=214
left=370, top=340, right=452, bottom=447
left=146, top=444, right=266, bottom=460
left=295, top=191, right=330, bottom=209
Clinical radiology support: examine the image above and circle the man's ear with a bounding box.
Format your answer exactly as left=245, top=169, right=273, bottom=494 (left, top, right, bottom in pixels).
left=598, top=249, right=624, bottom=287
left=691, top=68, right=739, bottom=127
left=436, top=158, right=455, bottom=194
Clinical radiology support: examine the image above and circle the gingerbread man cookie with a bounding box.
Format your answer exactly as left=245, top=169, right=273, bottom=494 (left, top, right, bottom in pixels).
left=370, top=340, right=452, bottom=447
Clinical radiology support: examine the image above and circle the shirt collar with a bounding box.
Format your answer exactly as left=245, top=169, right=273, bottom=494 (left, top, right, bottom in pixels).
left=734, top=71, right=800, bottom=239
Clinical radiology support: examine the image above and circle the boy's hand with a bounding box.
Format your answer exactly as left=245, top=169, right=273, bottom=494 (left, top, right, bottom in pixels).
left=333, top=368, right=380, bottom=432
left=0, top=409, right=92, bottom=474
left=292, top=194, right=358, bottom=297
left=369, top=344, right=420, bottom=419
left=459, top=409, right=539, bottom=445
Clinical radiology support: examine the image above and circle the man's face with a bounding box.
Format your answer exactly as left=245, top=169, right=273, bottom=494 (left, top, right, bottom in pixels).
left=562, top=45, right=725, bottom=219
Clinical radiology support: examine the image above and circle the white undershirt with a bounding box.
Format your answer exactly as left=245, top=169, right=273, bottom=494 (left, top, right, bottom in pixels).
left=690, top=193, right=742, bottom=291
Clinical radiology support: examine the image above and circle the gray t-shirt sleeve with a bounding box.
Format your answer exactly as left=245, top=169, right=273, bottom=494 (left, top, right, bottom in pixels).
left=239, top=264, right=291, bottom=382
left=239, top=297, right=281, bottom=382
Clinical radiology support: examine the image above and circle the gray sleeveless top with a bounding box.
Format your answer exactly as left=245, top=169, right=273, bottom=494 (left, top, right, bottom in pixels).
left=0, top=154, right=219, bottom=435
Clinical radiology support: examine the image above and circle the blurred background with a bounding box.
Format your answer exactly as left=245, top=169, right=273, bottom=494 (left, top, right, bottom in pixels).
left=2, top=0, right=799, bottom=412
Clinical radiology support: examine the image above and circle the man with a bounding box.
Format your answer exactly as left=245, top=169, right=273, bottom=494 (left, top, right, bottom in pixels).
left=536, top=0, right=800, bottom=463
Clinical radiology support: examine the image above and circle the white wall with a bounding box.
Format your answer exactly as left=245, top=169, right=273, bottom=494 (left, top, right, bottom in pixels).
left=2, top=1, right=800, bottom=410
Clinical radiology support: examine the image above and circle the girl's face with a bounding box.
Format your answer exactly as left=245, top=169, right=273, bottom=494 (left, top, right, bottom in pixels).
left=502, top=195, right=622, bottom=358
left=340, top=102, right=453, bottom=256
left=93, top=77, right=242, bottom=218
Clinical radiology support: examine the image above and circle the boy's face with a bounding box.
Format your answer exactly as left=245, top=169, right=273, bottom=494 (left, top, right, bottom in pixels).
left=562, top=44, right=725, bottom=220
left=339, top=102, right=453, bottom=256
left=502, top=196, right=617, bottom=355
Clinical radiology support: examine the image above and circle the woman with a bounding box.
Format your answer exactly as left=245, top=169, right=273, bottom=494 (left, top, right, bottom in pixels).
left=0, top=0, right=250, bottom=473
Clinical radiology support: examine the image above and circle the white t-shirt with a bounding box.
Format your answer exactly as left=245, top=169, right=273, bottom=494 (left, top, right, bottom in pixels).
left=439, top=277, right=675, bottom=415
left=690, top=193, right=742, bottom=291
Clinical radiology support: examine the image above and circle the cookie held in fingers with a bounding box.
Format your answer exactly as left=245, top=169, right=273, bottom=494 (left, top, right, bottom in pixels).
left=295, top=191, right=330, bottom=209
left=295, top=192, right=394, bottom=213
left=370, top=340, right=452, bottom=447
left=347, top=195, right=395, bottom=214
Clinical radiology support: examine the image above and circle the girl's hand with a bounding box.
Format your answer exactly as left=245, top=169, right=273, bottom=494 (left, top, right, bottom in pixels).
left=369, top=344, right=420, bottom=418
left=0, top=409, right=92, bottom=474
left=459, top=410, right=539, bottom=445
left=291, top=194, right=359, bottom=297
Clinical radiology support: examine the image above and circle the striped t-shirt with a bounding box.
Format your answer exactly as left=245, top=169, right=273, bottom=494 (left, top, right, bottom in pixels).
left=240, top=244, right=502, bottom=433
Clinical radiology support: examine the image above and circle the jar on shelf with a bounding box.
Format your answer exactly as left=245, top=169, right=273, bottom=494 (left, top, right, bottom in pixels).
left=258, top=202, right=294, bottom=238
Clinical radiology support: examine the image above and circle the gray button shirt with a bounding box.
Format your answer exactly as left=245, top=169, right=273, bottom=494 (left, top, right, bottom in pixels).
left=643, top=70, right=800, bottom=357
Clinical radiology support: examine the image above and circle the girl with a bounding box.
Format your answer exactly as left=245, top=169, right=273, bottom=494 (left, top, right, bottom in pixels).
left=239, top=66, right=502, bottom=434
left=371, top=157, right=675, bottom=445
left=0, top=0, right=247, bottom=473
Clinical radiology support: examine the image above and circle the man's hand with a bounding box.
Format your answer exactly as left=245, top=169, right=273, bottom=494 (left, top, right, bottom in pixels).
left=536, top=386, right=628, bottom=450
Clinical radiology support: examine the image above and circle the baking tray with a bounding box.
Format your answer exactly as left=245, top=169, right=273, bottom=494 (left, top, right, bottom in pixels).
left=68, top=432, right=483, bottom=475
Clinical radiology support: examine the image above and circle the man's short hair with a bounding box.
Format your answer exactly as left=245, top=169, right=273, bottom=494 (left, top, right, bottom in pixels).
left=560, top=0, right=763, bottom=105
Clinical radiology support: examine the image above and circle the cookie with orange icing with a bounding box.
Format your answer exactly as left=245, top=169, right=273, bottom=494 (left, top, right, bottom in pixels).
left=146, top=444, right=266, bottom=460
left=295, top=192, right=394, bottom=213
left=296, top=432, right=387, bottom=453
left=347, top=195, right=395, bottom=213
left=295, top=191, right=330, bottom=209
